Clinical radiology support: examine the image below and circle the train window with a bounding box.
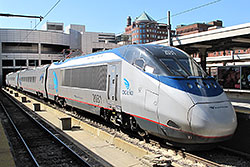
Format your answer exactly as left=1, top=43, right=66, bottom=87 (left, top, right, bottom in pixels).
left=62, top=65, right=107, bottom=91
left=124, top=46, right=142, bottom=63
left=159, top=56, right=207, bottom=77
left=134, top=59, right=145, bottom=70
left=160, top=58, right=189, bottom=77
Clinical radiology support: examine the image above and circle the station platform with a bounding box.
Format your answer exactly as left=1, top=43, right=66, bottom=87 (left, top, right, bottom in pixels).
left=224, top=89, right=250, bottom=114
left=222, top=98, right=250, bottom=155
left=231, top=100, right=250, bottom=114
left=3, top=89, right=148, bottom=167
left=0, top=121, right=15, bottom=167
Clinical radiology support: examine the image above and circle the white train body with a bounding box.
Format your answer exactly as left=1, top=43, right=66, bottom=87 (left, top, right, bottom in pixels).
left=6, top=44, right=237, bottom=144
left=6, top=71, right=19, bottom=88
left=18, top=65, right=49, bottom=96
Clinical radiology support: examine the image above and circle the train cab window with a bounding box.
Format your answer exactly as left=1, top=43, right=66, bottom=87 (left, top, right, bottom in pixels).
left=124, top=47, right=141, bottom=63
left=124, top=46, right=163, bottom=75
left=160, top=58, right=189, bottom=77
left=133, top=58, right=156, bottom=74
left=134, top=59, right=145, bottom=70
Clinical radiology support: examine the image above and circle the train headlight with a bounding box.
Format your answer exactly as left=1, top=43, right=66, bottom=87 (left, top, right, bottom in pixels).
left=195, top=82, right=201, bottom=89
left=187, top=83, right=193, bottom=89
left=203, top=82, right=210, bottom=88
left=210, top=82, right=217, bottom=88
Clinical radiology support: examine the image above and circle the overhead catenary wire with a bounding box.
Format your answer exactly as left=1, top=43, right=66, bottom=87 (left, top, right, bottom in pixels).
left=10, top=0, right=62, bottom=71
left=21, top=0, right=62, bottom=42
left=158, top=0, right=222, bottom=21
left=116, top=0, right=222, bottom=35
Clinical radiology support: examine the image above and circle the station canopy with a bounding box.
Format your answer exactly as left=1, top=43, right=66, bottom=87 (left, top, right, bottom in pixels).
left=153, top=23, right=250, bottom=54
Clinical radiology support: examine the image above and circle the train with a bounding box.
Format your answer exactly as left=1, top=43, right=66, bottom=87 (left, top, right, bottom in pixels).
left=5, top=44, right=237, bottom=145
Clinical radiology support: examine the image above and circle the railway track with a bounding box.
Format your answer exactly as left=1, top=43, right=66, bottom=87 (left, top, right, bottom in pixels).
left=4, top=87, right=250, bottom=167
left=0, top=89, right=108, bottom=167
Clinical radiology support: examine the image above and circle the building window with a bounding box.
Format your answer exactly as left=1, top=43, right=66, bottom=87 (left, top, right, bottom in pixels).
left=15, top=60, right=26, bottom=66
left=2, top=42, right=38, bottom=53
left=28, top=60, right=39, bottom=66
left=41, top=60, right=51, bottom=65
left=2, top=60, right=13, bottom=67
left=41, top=44, right=69, bottom=54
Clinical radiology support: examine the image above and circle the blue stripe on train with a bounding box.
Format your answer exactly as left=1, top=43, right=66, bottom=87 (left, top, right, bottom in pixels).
left=146, top=73, right=223, bottom=97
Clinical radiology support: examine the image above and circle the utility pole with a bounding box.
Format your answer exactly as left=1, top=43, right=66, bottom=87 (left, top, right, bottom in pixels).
left=167, top=11, right=172, bottom=46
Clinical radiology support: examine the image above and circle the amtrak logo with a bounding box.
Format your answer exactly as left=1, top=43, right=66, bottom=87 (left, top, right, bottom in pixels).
left=39, top=73, right=44, bottom=83
left=124, top=78, right=130, bottom=90
left=53, top=71, right=58, bottom=93
left=122, top=78, right=133, bottom=96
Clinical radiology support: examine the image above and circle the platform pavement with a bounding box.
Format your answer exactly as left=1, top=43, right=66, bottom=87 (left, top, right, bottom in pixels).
left=230, top=98, right=250, bottom=114
left=5, top=89, right=148, bottom=167
left=0, top=121, right=15, bottom=167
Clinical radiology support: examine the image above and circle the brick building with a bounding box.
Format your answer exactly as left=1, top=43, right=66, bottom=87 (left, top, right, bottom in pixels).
left=125, top=12, right=174, bottom=44
left=176, top=20, right=250, bottom=58
left=176, top=20, right=223, bottom=36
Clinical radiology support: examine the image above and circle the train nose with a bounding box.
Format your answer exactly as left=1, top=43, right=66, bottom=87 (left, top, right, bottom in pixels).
left=188, top=101, right=237, bottom=139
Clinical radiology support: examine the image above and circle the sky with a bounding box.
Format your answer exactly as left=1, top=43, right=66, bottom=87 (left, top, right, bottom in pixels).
left=0, top=0, right=249, bottom=34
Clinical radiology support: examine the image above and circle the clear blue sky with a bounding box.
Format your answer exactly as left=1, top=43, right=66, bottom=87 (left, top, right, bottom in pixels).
left=0, top=0, right=249, bottom=34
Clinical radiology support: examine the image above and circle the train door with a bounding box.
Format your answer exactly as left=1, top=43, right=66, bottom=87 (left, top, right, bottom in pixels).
left=107, top=63, right=121, bottom=109
left=142, top=86, right=160, bottom=134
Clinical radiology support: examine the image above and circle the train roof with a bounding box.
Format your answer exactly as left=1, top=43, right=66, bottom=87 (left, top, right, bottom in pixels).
left=52, top=44, right=185, bottom=65
left=137, top=44, right=189, bottom=58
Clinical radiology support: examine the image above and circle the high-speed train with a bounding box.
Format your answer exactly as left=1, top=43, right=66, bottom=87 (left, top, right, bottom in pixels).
left=6, top=44, right=237, bottom=145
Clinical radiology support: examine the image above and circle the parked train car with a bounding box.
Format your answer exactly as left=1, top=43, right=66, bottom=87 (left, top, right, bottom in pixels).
left=6, top=71, right=19, bottom=88
left=6, top=44, right=237, bottom=145
left=18, top=65, right=49, bottom=97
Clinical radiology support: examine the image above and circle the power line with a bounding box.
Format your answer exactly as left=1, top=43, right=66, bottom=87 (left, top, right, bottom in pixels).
left=116, top=0, right=222, bottom=35
left=43, top=0, right=61, bottom=21
left=172, top=0, right=222, bottom=18
left=157, top=0, right=222, bottom=22
left=22, top=0, right=62, bottom=41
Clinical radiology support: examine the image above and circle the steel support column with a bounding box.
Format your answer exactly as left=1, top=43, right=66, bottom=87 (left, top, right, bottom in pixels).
left=199, top=48, right=207, bottom=71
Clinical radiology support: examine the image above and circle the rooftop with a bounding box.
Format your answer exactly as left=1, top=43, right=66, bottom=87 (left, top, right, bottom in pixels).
left=135, top=12, right=155, bottom=22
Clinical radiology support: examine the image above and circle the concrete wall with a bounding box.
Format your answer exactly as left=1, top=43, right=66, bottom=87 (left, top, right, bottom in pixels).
left=0, top=24, right=119, bottom=86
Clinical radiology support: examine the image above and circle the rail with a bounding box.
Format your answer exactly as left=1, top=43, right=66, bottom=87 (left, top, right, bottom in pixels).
left=0, top=90, right=91, bottom=166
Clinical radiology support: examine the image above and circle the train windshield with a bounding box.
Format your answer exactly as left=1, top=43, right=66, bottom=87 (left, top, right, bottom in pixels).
left=159, top=57, right=207, bottom=78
